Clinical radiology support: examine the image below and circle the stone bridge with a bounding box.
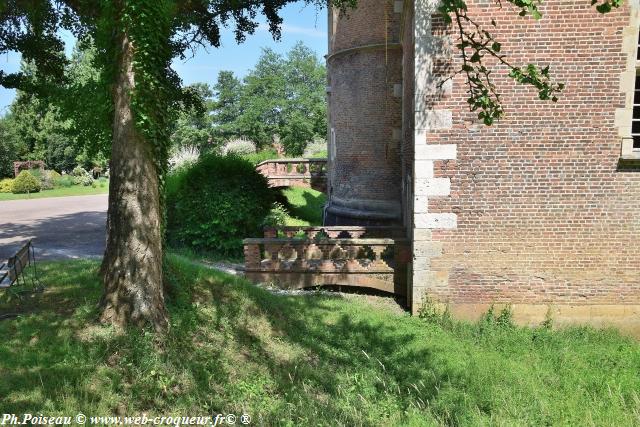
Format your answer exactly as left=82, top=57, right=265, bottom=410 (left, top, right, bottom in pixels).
left=255, top=158, right=327, bottom=193
left=243, top=226, right=410, bottom=296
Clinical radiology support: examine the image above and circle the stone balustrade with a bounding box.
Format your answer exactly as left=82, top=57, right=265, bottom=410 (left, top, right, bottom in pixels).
left=243, top=235, right=410, bottom=295
left=255, top=158, right=327, bottom=192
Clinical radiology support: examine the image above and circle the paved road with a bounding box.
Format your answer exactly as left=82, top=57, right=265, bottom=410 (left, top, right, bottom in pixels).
left=0, top=194, right=108, bottom=261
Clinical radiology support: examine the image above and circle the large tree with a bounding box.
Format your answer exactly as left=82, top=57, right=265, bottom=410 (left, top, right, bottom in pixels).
left=0, top=0, right=345, bottom=331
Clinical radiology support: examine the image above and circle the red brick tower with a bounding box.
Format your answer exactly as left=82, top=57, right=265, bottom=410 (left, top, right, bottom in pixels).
left=325, top=0, right=405, bottom=225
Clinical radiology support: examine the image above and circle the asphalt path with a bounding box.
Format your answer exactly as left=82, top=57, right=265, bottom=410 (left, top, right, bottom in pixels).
left=0, top=194, right=108, bottom=262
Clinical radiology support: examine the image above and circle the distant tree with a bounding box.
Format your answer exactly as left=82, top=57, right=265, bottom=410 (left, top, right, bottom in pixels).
left=1, top=43, right=109, bottom=174
left=280, top=111, right=314, bottom=156
left=0, top=114, right=24, bottom=177
left=282, top=42, right=326, bottom=139
left=170, top=82, right=215, bottom=152
left=230, top=42, right=327, bottom=154
left=210, top=71, right=242, bottom=142
left=59, top=39, right=111, bottom=161
left=5, top=61, right=76, bottom=171
left=236, top=48, right=288, bottom=148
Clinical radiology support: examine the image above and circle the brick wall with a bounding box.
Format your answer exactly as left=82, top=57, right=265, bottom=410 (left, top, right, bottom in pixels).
left=326, top=0, right=405, bottom=225
left=412, top=0, right=640, bottom=331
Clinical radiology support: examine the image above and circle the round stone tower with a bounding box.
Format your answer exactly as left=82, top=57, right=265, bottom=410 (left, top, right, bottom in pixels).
left=324, top=0, right=404, bottom=226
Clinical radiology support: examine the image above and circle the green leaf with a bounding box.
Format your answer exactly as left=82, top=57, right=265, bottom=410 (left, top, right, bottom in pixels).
left=491, top=42, right=501, bottom=52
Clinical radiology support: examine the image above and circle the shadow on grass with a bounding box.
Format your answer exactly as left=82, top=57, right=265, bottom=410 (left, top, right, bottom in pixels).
left=281, top=187, right=326, bottom=226
left=1, top=257, right=639, bottom=425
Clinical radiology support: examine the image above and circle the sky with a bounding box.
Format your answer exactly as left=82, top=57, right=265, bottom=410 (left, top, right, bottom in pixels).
left=0, top=1, right=328, bottom=113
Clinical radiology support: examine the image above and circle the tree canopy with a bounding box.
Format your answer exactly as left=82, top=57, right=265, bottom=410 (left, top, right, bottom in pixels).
left=169, top=42, right=327, bottom=156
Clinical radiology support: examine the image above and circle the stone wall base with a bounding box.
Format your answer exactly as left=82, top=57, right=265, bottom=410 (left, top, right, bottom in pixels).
left=412, top=302, right=640, bottom=338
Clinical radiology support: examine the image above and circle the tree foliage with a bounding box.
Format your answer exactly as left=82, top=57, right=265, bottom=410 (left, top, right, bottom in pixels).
left=213, top=42, right=327, bottom=154
left=168, top=42, right=327, bottom=156
left=0, top=115, right=24, bottom=177
left=169, top=82, right=215, bottom=153
left=0, top=45, right=108, bottom=177
left=211, top=71, right=243, bottom=141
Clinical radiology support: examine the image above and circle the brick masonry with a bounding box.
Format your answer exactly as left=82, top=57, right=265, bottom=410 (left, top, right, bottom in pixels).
left=328, top=0, right=640, bottom=334
left=408, top=0, right=640, bottom=333
left=326, top=0, right=404, bottom=225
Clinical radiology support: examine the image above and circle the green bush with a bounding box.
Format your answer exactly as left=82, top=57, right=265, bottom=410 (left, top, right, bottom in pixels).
left=71, top=166, right=87, bottom=177
left=263, top=202, right=289, bottom=228
left=11, top=170, right=41, bottom=194
left=39, top=170, right=61, bottom=190
left=70, top=167, right=94, bottom=186
left=56, top=175, right=73, bottom=188
left=0, top=178, right=14, bottom=193
left=166, top=154, right=276, bottom=256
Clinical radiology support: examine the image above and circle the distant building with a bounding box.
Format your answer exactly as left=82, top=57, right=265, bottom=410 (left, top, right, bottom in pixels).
left=325, top=0, right=640, bottom=332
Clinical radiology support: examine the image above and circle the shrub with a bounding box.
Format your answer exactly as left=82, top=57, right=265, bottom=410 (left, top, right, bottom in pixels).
left=220, top=138, right=256, bottom=156
left=166, top=154, right=275, bottom=256
left=78, top=174, right=94, bottom=186
left=97, top=177, right=108, bottom=188
left=70, top=167, right=94, bottom=186
left=46, top=170, right=62, bottom=181
left=56, top=176, right=73, bottom=188
left=263, top=202, right=289, bottom=228
left=40, top=179, right=55, bottom=190
left=0, top=178, right=14, bottom=193
left=40, top=170, right=61, bottom=190
left=11, top=170, right=41, bottom=194
left=169, top=146, right=200, bottom=170
left=71, top=166, right=87, bottom=177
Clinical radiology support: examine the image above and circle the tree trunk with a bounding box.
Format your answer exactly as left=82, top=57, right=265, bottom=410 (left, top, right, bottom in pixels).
left=99, top=28, right=168, bottom=331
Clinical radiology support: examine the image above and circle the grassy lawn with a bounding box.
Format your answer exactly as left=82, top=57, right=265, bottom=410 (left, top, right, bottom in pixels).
left=1, top=257, right=639, bottom=425
left=0, top=184, right=109, bottom=201
left=281, top=187, right=326, bottom=226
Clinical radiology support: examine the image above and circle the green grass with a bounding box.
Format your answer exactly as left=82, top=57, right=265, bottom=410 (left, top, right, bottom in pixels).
left=0, top=183, right=109, bottom=201
left=1, top=257, right=639, bottom=425
left=281, top=187, right=326, bottom=226
left=307, top=149, right=327, bottom=158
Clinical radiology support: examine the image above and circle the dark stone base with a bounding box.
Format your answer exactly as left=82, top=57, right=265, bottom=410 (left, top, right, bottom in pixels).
left=323, top=204, right=402, bottom=227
